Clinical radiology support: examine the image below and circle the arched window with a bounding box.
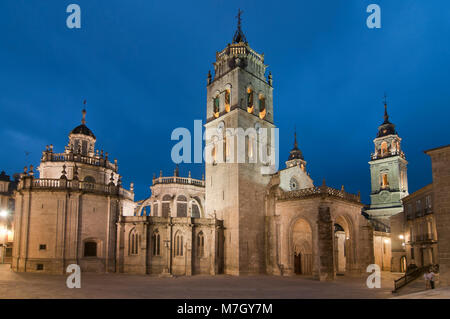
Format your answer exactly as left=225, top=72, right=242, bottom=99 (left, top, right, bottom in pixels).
left=247, top=135, right=255, bottom=161
left=197, top=232, right=205, bottom=258
left=83, top=176, right=96, bottom=190
left=174, top=232, right=184, bottom=256
left=81, top=140, right=88, bottom=155
left=177, top=195, right=187, bottom=217
left=84, top=241, right=97, bottom=257
left=211, top=144, right=217, bottom=163
left=380, top=142, right=388, bottom=157
left=213, top=95, right=220, bottom=118
left=162, top=195, right=172, bottom=217
left=381, top=173, right=389, bottom=188
left=225, top=89, right=231, bottom=112
left=129, top=229, right=139, bottom=255
left=191, top=201, right=201, bottom=218
left=247, top=87, right=254, bottom=113
left=152, top=230, right=160, bottom=256
left=258, top=94, right=266, bottom=119
left=153, top=202, right=159, bottom=217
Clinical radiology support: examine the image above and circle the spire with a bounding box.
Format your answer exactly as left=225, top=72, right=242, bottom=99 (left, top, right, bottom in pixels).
left=232, top=9, right=247, bottom=44
left=293, top=127, right=298, bottom=150
left=376, top=93, right=397, bottom=138
left=383, top=93, right=390, bottom=124
left=82, top=100, right=87, bottom=125
left=288, top=128, right=304, bottom=161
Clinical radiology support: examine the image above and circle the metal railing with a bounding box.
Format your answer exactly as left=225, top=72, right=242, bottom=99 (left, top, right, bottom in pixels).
left=392, top=266, right=426, bottom=293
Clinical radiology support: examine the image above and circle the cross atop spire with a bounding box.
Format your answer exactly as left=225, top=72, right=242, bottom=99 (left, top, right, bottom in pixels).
left=232, top=9, right=247, bottom=44
left=293, top=126, right=298, bottom=149
left=382, top=93, right=390, bottom=124
left=81, top=100, right=87, bottom=125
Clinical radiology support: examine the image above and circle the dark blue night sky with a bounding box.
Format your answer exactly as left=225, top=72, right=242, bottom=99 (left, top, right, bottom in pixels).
left=1, top=0, right=449, bottom=203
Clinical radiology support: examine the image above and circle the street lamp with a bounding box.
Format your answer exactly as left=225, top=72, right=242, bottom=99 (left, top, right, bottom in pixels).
left=0, top=210, right=8, bottom=218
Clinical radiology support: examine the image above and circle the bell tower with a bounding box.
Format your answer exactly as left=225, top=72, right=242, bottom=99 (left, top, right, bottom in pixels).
left=366, top=99, right=409, bottom=224
left=204, top=11, right=276, bottom=275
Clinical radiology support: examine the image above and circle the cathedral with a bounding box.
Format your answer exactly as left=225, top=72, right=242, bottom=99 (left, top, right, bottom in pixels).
left=11, top=17, right=382, bottom=280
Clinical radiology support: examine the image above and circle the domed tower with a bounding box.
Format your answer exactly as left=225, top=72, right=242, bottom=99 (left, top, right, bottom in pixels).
left=285, top=130, right=307, bottom=170
left=12, top=106, right=135, bottom=274
left=366, top=100, right=409, bottom=224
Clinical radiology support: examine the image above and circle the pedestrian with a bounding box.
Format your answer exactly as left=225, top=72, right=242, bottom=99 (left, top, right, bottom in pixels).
left=424, top=270, right=430, bottom=289
left=429, top=268, right=435, bottom=289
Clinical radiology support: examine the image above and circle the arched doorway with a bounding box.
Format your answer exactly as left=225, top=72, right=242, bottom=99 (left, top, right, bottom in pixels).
left=400, top=256, right=407, bottom=273
left=334, top=215, right=353, bottom=274
left=292, top=218, right=313, bottom=275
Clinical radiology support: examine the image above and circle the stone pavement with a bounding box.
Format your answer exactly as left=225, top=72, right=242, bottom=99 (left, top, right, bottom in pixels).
left=0, top=264, right=402, bottom=299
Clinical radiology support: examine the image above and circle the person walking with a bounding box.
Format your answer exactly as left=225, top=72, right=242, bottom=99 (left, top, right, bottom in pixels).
left=424, top=270, right=430, bottom=289
left=429, top=268, right=435, bottom=289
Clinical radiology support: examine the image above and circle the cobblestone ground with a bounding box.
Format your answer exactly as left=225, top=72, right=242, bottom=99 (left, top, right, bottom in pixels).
left=0, top=264, right=400, bottom=299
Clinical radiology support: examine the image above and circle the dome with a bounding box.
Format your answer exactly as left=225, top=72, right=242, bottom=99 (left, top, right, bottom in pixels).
left=377, top=104, right=397, bottom=138
left=70, top=124, right=96, bottom=138
left=70, top=108, right=96, bottom=139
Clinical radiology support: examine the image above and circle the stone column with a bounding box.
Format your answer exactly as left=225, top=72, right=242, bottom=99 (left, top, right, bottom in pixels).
left=317, top=206, right=335, bottom=281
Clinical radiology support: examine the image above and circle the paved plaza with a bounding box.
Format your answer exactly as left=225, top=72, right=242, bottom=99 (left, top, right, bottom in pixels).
left=0, top=264, right=410, bottom=299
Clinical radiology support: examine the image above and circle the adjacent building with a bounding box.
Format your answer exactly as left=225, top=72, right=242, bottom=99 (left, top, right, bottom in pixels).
left=0, top=171, right=16, bottom=264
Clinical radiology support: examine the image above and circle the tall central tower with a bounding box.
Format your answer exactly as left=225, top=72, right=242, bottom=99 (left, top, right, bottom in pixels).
left=204, top=12, right=275, bottom=275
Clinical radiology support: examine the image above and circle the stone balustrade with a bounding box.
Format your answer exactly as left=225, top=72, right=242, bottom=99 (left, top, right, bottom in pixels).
left=371, top=150, right=405, bottom=160
left=41, top=151, right=118, bottom=172
left=18, top=176, right=133, bottom=200
left=152, top=176, right=205, bottom=187
left=277, top=185, right=361, bottom=203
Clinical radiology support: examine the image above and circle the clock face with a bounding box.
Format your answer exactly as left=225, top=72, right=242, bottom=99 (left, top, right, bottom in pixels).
left=380, top=191, right=390, bottom=202
left=290, top=178, right=299, bottom=190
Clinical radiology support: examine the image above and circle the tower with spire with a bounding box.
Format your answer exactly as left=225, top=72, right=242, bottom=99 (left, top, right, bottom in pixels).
left=286, top=130, right=307, bottom=170
left=366, top=98, right=409, bottom=224
left=204, top=10, right=275, bottom=275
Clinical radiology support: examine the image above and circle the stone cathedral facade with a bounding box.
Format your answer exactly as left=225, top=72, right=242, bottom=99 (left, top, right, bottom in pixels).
left=11, top=19, right=376, bottom=280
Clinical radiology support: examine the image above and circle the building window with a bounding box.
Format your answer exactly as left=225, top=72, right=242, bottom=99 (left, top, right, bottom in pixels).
left=225, top=89, right=231, bottom=112
left=177, top=195, right=188, bottom=217
left=39, top=244, right=47, bottom=250
left=380, top=142, right=388, bottom=157
left=213, top=95, right=220, bottom=118
left=410, top=247, right=415, bottom=259
left=129, top=229, right=139, bottom=255
left=162, top=195, right=172, bottom=217
left=152, top=230, right=160, bottom=256
left=84, top=242, right=97, bottom=257
left=81, top=140, right=88, bottom=155
left=258, top=95, right=266, bottom=119
left=153, top=203, right=159, bottom=216
left=381, top=173, right=389, bottom=188
left=247, top=87, right=254, bottom=113
left=247, top=135, right=255, bottom=161
left=191, top=201, right=201, bottom=218
left=416, top=199, right=422, bottom=216
left=426, top=195, right=432, bottom=209
left=36, top=264, right=44, bottom=271
left=197, top=232, right=205, bottom=258
left=174, top=233, right=184, bottom=256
